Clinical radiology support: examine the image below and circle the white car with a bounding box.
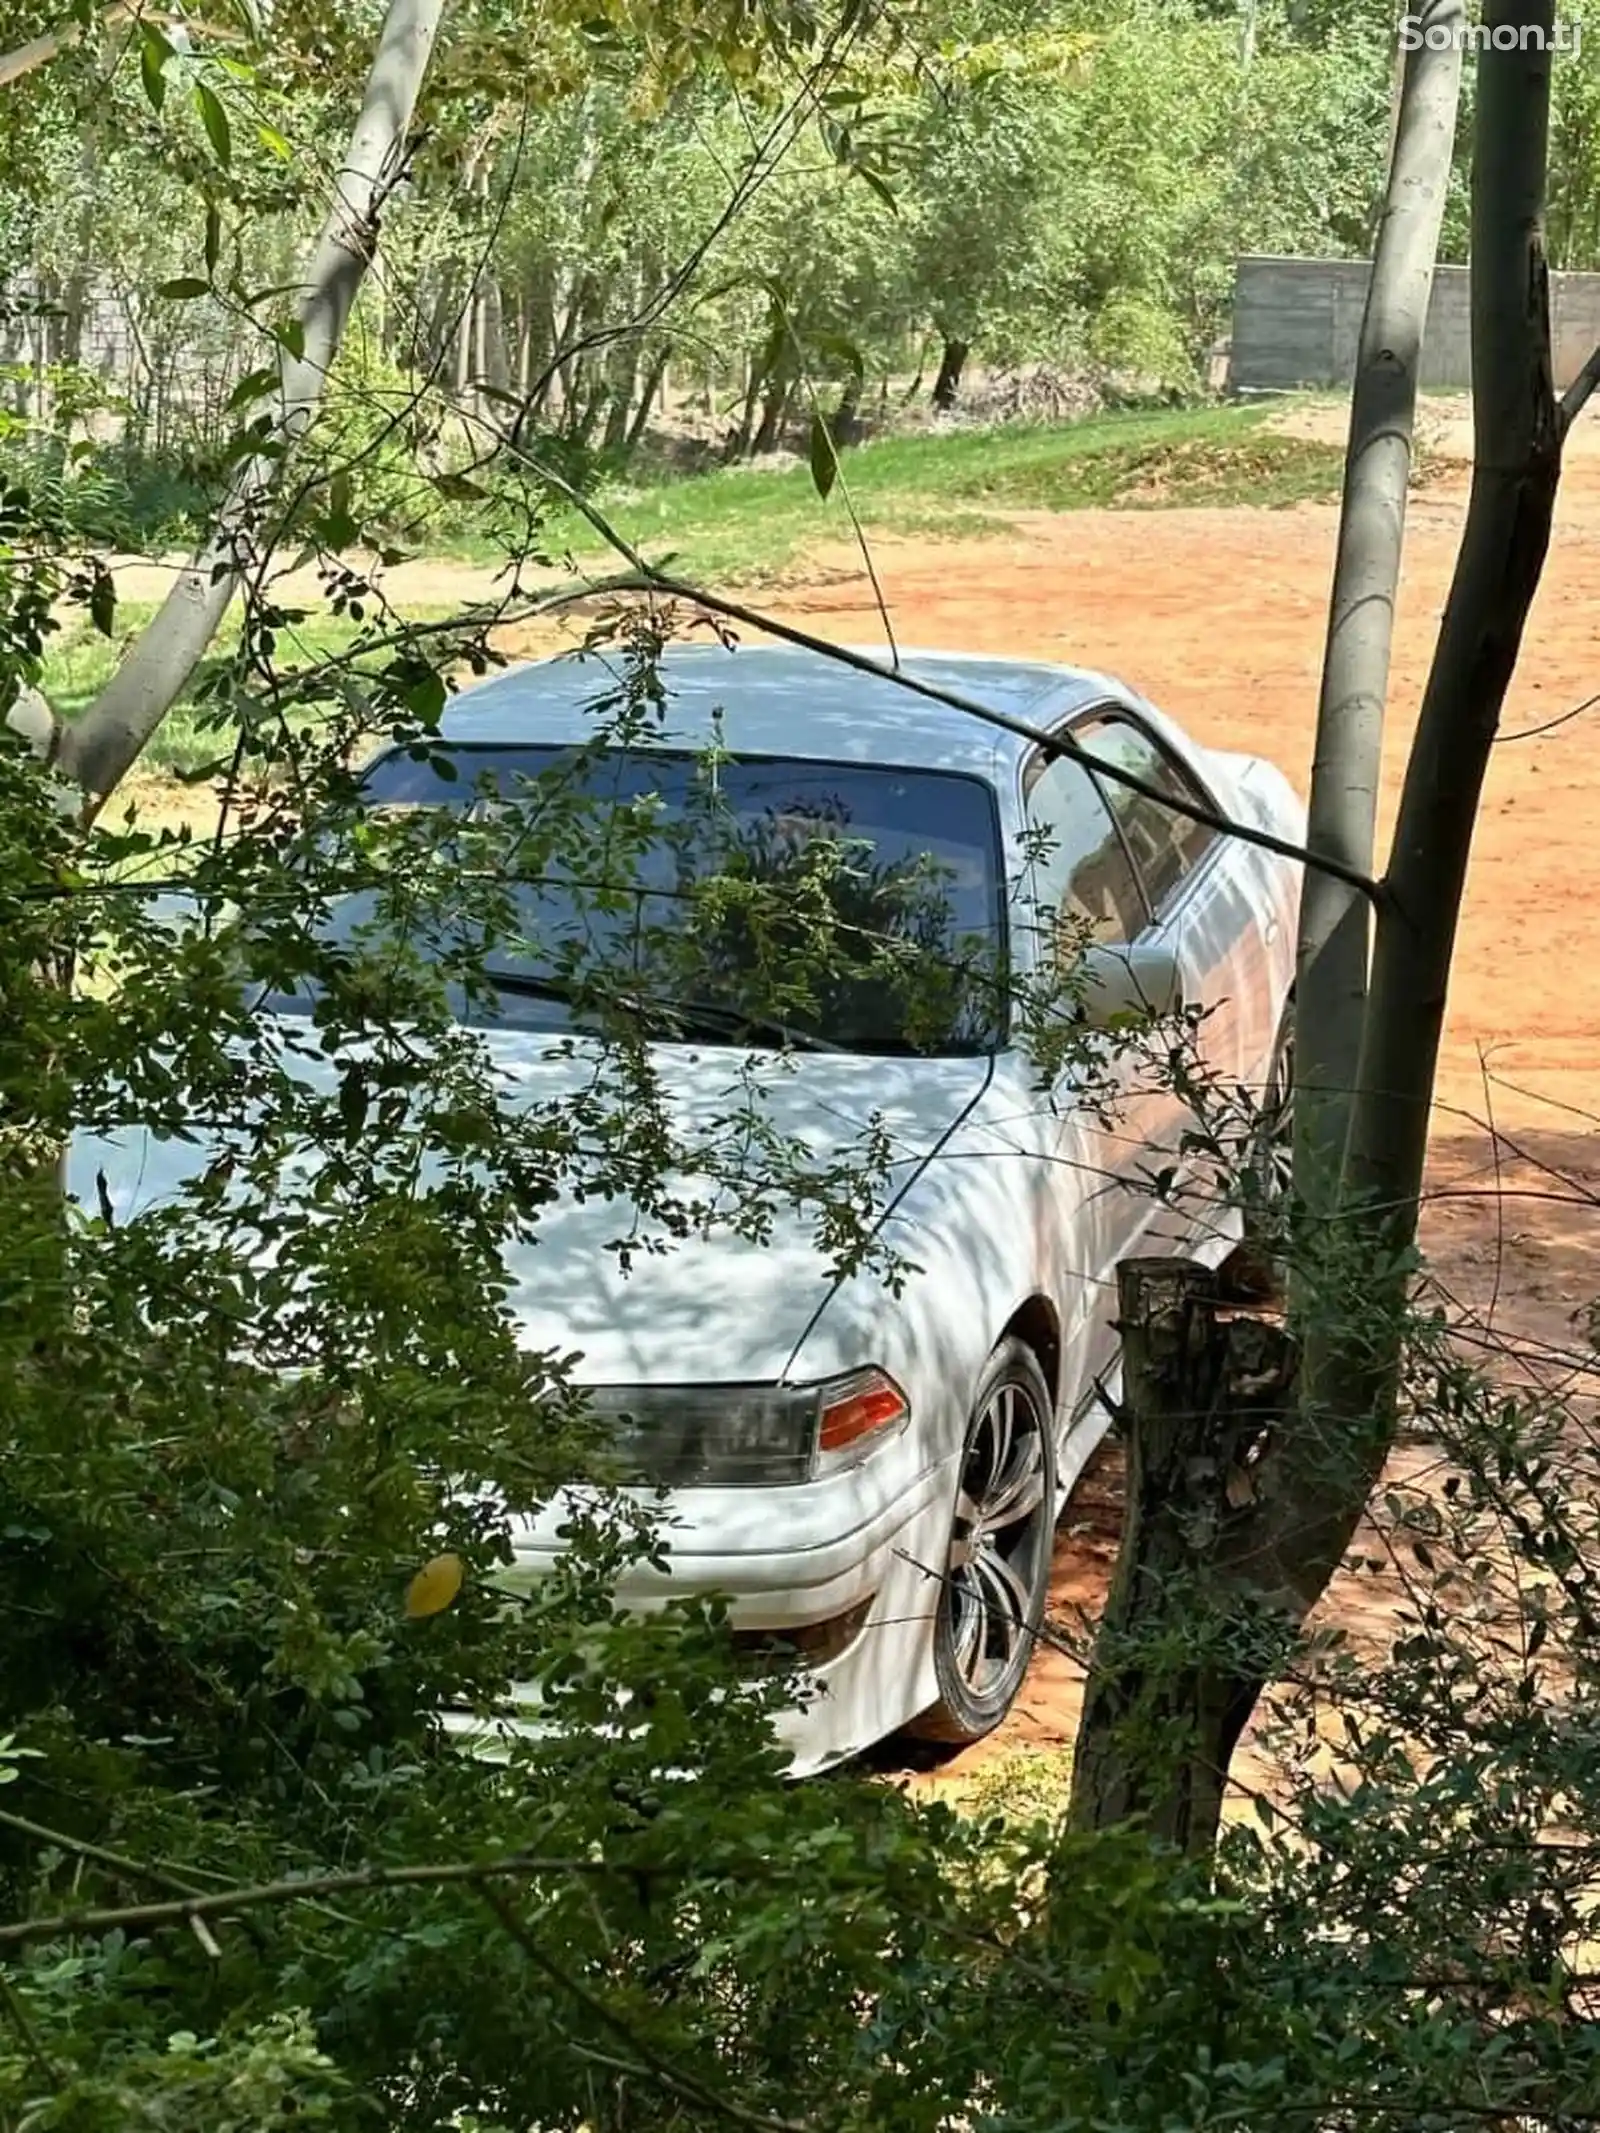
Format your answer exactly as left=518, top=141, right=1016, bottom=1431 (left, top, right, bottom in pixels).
left=72, top=641, right=1303, bottom=1774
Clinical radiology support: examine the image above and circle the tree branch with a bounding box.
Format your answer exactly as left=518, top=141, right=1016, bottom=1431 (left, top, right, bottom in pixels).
left=0, top=1805, right=212, bottom=1905
left=0, top=1850, right=645, bottom=1951
left=585, top=566, right=1383, bottom=902
left=0, top=1, right=129, bottom=87
left=0, top=5, right=241, bottom=88
left=481, top=1887, right=814, bottom=2133
left=1559, top=341, right=1600, bottom=433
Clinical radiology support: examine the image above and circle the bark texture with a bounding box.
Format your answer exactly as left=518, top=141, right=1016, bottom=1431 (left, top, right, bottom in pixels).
left=1293, top=0, right=1463, bottom=1206
left=1069, top=1258, right=1295, bottom=1855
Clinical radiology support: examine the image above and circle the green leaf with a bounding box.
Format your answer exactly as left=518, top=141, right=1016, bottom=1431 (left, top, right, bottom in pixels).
left=226, top=367, right=279, bottom=412
left=855, top=165, right=899, bottom=216
left=401, top=666, right=448, bottom=726
left=157, top=278, right=213, bottom=301
left=204, top=206, right=221, bottom=278
left=808, top=412, right=838, bottom=501
left=256, top=122, right=292, bottom=161
left=431, top=472, right=489, bottom=503
left=195, top=82, right=232, bottom=168
left=273, top=318, right=306, bottom=362
left=138, top=24, right=173, bottom=111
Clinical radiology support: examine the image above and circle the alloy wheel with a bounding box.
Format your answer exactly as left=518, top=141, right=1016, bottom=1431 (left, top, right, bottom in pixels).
left=944, top=1375, right=1053, bottom=1701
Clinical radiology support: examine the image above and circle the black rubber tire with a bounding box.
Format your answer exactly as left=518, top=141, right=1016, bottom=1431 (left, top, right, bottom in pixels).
left=905, top=1337, right=1058, bottom=1748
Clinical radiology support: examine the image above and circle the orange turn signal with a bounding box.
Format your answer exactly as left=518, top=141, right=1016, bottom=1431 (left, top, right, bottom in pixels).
left=817, top=1369, right=909, bottom=1459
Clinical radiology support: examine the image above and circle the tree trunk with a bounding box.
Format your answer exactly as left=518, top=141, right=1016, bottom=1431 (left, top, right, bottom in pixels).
left=830, top=374, right=863, bottom=447
left=53, top=0, right=445, bottom=808
left=1293, top=1, right=1463, bottom=1212
left=1274, top=0, right=1564, bottom=1629
left=601, top=337, right=641, bottom=455
left=729, top=355, right=762, bottom=459
left=931, top=337, right=969, bottom=411
left=1068, top=1258, right=1295, bottom=1853
left=625, top=348, right=671, bottom=456
left=1070, top=0, right=1569, bottom=1854
left=752, top=370, right=794, bottom=455
left=520, top=263, right=557, bottom=417
left=514, top=294, right=532, bottom=395
left=1343, top=19, right=1561, bottom=1247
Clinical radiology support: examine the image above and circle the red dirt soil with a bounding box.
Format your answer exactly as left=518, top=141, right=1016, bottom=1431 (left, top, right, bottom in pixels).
left=637, top=438, right=1600, bottom=1791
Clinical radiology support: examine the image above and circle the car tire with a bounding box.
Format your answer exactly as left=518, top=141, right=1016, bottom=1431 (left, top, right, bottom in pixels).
left=905, top=1337, right=1058, bottom=1748
left=1249, top=997, right=1295, bottom=1218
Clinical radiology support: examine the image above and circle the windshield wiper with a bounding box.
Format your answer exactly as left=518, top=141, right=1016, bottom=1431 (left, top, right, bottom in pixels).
left=484, top=970, right=842, bottom=1054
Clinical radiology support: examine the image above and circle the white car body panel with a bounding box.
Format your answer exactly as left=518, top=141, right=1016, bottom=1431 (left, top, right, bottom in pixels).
left=70, top=642, right=1304, bottom=1776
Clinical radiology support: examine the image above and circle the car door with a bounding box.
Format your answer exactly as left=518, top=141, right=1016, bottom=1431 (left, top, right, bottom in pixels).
left=1070, top=707, right=1266, bottom=1255
left=1017, top=742, right=1168, bottom=1395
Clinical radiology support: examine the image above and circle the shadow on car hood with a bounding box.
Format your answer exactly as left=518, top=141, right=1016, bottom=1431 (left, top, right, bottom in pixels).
left=66, top=1027, right=993, bottom=1385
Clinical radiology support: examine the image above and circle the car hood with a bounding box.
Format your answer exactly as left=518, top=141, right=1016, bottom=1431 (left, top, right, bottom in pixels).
left=66, top=1025, right=993, bottom=1385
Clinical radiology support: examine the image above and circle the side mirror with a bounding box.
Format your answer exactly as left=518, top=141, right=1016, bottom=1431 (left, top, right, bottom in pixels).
left=1077, top=940, right=1185, bottom=1029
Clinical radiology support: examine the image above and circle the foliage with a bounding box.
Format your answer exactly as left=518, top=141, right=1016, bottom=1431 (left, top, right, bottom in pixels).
left=4, top=5, right=1600, bottom=2132
left=0, top=0, right=1405, bottom=540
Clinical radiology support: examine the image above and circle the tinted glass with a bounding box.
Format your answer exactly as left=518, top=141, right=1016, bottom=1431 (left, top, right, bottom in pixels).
left=1024, top=755, right=1147, bottom=950
left=267, top=744, right=1007, bottom=1057
left=1076, top=716, right=1217, bottom=913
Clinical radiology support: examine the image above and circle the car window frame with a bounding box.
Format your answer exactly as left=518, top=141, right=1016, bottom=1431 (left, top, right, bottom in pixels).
left=1057, top=703, right=1225, bottom=925
left=1018, top=721, right=1152, bottom=952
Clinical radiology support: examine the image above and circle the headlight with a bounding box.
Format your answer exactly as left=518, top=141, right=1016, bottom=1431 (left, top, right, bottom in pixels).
left=586, top=1366, right=909, bottom=1487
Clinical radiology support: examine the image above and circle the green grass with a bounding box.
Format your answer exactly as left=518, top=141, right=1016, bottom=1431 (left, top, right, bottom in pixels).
left=43, top=601, right=455, bottom=778
left=49, top=403, right=1354, bottom=773
left=486, top=401, right=1353, bottom=583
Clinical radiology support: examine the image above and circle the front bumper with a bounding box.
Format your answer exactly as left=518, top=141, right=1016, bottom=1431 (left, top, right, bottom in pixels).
left=447, top=1452, right=960, bottom=1774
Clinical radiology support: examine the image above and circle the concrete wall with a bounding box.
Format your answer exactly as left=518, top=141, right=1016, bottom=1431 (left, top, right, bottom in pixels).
left=1227, top=253, right=1600, bottom=394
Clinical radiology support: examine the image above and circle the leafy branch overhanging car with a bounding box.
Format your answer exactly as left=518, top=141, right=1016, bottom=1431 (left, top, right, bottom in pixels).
left=70, top=640, right=1303, bottom=1774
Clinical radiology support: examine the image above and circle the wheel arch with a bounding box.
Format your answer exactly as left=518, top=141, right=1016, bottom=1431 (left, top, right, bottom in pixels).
left=998, top=1293, right=1063, bottom=1409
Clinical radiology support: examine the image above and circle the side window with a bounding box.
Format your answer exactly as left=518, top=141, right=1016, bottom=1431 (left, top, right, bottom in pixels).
left=1075, top=714, right=1217, bottom=915
left=1023, top=754, right=1147, bottom=954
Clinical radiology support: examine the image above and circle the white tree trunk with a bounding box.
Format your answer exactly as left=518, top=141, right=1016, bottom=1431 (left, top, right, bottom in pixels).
left=1292, top=0, right=1463, bottom=1204
left=53, top=0, right=446, bottom=805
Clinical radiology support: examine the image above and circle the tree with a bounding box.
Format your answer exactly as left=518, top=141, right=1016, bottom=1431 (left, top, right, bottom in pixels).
left=1070, top=0, right=1598, bottom=1853
left=45, top=0, right=445, bottom=807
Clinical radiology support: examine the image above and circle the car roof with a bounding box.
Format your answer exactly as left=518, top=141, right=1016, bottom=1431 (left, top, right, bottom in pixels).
left=436, top=640, right=1128, bottom=780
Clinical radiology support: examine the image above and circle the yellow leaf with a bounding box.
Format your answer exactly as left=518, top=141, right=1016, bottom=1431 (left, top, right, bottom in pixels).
left=404, top=1552, right=464, bottom=1619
